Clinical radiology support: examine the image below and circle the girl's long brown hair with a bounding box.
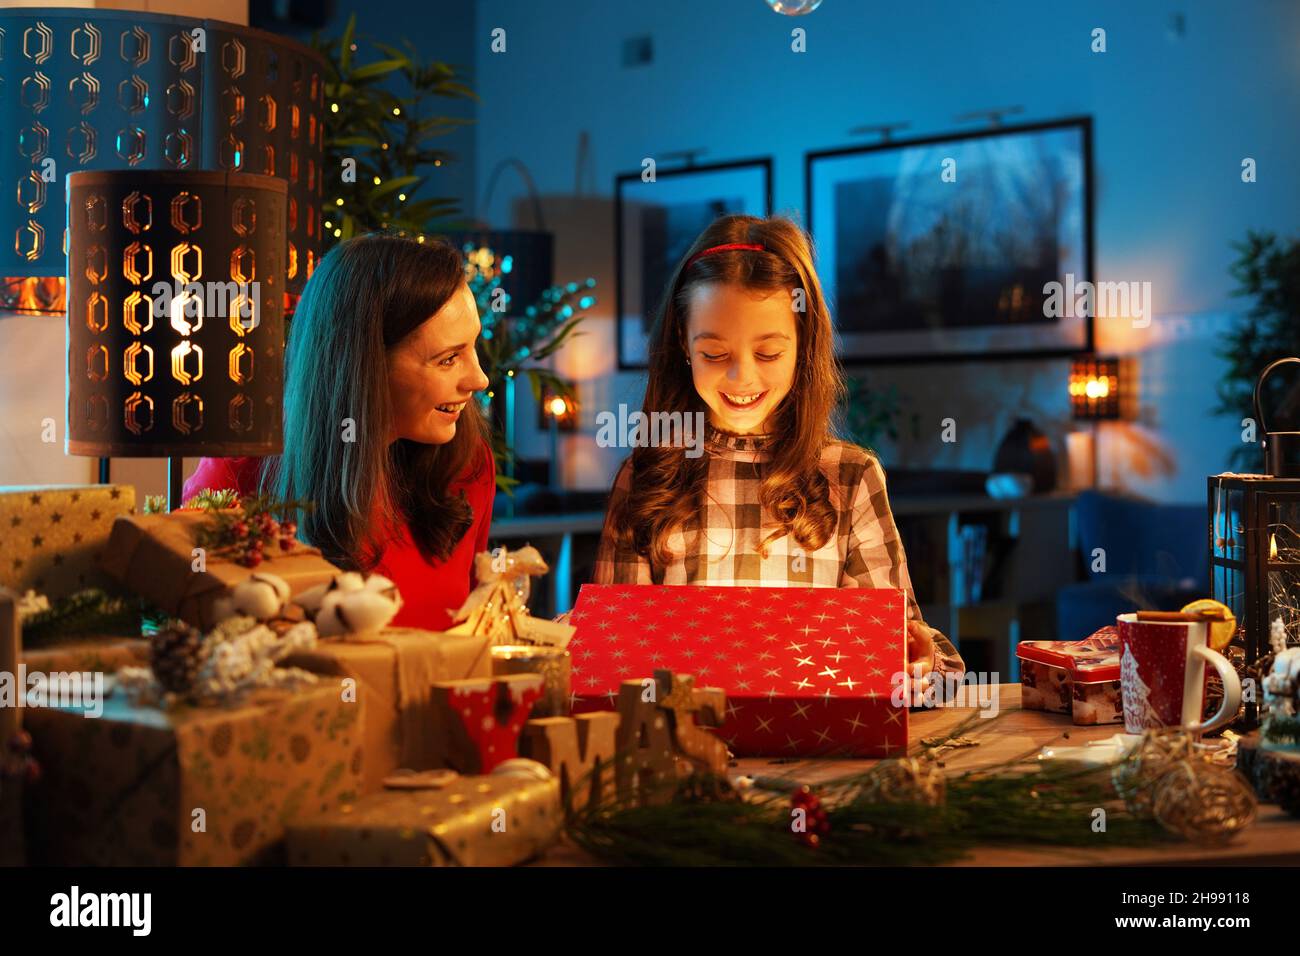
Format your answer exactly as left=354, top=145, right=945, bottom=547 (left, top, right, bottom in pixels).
left=260, top=233, right=490, bottom=570
left=610, top=214, right=845, bottom=567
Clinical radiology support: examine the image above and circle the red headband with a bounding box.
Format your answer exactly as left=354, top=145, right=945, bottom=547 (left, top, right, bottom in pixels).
left=682, top=242, right=766, bottom=273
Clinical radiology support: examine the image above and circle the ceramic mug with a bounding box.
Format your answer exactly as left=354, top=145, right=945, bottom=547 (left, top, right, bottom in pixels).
left=1116, top=613, right=1241, bottom=734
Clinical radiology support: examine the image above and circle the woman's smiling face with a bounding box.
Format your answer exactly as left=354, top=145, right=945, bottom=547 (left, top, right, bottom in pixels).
left=684, top=282, right=798, bottom=435
left=386, top=284, right=489, bottom=445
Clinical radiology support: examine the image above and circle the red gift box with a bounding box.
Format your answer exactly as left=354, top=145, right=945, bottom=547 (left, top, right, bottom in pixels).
left=569, top=584, right=909, bottom=757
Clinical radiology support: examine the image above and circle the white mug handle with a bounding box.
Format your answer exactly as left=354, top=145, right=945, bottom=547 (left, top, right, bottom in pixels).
left=1188, top=645, right=1241, bottom=734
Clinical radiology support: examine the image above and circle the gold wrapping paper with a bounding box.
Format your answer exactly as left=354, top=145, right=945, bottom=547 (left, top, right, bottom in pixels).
left=0, top=484, right=136, bottom=599
left=286, top=773, right=561, bottom=866
left=25, top=683, right=364, bottom=866
left=0, top=587, right=20, bottom=866
left=21, top=637, right=148, bottom=676
left=97, top=511, right=341, bottom=630
left=491, top=645, right=571, bottom=717
left=283, top=627, right=493, bottom=791
left=1, top=588, right=18, bottom=746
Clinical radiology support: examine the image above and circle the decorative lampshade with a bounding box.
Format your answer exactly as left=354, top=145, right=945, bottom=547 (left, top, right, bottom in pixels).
left=0, top=7, right=325, bottom=311
left=65, top=170, right=286, bottom=459
left=1069, top=356, right=1122, bottom=420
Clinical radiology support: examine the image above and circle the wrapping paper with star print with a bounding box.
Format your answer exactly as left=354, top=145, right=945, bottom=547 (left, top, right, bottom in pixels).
left=285, top=773, right=562, bottom=866
left=24, top=684, right=364, bottom=866
left=569, top=585, right=909, bottom=757
left=0, top=485, right=136, bottom=599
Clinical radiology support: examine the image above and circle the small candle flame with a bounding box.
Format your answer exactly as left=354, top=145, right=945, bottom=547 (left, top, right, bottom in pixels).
left=1270, top=533, right=1279, bottom=560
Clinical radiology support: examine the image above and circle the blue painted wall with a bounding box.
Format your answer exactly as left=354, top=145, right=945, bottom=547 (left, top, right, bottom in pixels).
left=469, top=0, right=1300, bottom=503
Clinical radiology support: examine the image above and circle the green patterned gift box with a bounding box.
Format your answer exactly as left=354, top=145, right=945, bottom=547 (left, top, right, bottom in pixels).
left=25, top=683, right=364, bottom=866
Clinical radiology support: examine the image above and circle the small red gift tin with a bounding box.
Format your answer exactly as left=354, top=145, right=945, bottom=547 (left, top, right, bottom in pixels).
left=1017, top=626, right=1123, bottom=725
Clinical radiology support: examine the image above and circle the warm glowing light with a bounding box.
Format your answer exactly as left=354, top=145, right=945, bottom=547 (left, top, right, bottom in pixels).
left=392, top=107, right=400, bottom=116
left=398, top=193, right=406, bottom=201
left=548, top=396, right=568, bottom=417
left=1084, top=378, right=1110, bottom=399
left=1271, top=533, right=1279, bottom=560
left=335, top=198, right=344, bottom=206
left=330, top=103, right=338, bottom=113
left=373, top=176, right=381, bottom=185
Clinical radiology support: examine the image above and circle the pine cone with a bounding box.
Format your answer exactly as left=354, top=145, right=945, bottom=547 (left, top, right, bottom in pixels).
left=150, top=622, right=210, bottom=696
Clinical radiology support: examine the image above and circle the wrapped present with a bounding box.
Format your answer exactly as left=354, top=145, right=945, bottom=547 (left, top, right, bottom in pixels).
left=286, top=770, right=561, bottom=866
left=491, top=644, right=570, bottom=717
left=98, top=510, right=341, bottom=631
left=0, top=485, right=136, bottom=600
left=568, top=585, right=909, bottom=758
left=21, top=637, right=148, bottom=675
left=25, top=683, right=364, bottom=866
left=282, top=627, right=493, bottom=791
left=1017, top=627, right=1123, bottom=726
left=0, top=587, right=23, bottom=865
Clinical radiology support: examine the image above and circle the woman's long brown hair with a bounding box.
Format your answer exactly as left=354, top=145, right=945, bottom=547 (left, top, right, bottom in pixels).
left=259, top=233, right=490, bottom=570
left=610, top=214, right=845, bottom=567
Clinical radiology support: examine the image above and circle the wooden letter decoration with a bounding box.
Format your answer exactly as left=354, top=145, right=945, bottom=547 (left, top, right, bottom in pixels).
left=521, top=713, right=620, bottom=811
left=613, top=670, right=729, bottom=804
left=431, top=674, right=544, bottom=773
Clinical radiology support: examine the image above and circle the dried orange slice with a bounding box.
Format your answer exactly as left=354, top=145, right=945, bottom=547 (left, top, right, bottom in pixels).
left=1180, top=598, right=1236, bottom=650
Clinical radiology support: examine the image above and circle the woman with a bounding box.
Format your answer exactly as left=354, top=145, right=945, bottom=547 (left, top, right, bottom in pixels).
left=184, top=233, right=494, bottom=630
left=594, top=214, right=964, bottom=688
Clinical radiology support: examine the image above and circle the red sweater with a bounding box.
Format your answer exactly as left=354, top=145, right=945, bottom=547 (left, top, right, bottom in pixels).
left=182, top=446, right=496, bottom=632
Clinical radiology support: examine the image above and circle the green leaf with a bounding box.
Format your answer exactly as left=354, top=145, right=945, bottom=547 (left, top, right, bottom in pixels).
left=349, top=58, right=409, bottom=81
left=369, top=175, right=421, bottom=200
left=339, top=14, right=357, bottom=72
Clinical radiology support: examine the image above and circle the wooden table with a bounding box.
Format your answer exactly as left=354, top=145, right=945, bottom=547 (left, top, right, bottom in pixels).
left=538, top=684, right=1300, bottom=866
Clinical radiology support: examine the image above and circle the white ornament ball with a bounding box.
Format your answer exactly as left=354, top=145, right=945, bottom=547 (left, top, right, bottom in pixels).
left=491, top=758, right=554, bottom=782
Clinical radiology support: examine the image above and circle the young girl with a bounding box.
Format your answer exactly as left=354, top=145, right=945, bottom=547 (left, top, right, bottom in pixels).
left=594, top=214, right=963, bottom=684
left=184, top=234, right=494, bottom=629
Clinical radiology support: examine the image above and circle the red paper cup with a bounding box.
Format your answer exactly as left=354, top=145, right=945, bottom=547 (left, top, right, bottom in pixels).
left=1116, top=613, right=1241, bottom=734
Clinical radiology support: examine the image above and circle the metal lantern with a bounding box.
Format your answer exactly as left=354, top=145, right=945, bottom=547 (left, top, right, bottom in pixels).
left=1208, top=474, right=1300, bottom=722
left=66, top=170, right=287, bottom=501
left=1, top=7, right=325, bottom=309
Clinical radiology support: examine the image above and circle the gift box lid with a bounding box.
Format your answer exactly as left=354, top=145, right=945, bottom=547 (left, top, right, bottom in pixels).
left=1016, top=627, right=1121, bottom=682
left=569, top=584, right=906, bottom=703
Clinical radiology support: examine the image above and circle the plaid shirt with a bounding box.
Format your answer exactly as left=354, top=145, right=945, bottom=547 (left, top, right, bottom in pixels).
left=593, top=428, right=964, bottom=677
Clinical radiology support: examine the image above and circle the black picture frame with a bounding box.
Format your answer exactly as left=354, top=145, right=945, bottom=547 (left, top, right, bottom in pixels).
left=615, top=158, right=773, bottom=370
left=806, top=117, right=1095, bottom=364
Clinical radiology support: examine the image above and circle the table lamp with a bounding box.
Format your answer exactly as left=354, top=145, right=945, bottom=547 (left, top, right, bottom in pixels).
left=65, top=169, right=287, bottom=509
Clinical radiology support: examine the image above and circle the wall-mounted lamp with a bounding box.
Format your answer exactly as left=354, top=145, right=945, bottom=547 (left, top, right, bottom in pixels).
left=1069, top=356, right=1122, bottom=420
left=538, top=386, right=578, bottom=432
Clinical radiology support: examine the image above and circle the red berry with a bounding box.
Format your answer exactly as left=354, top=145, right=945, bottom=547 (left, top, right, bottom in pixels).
left=231, top=521, right=248, bottom=538
left=283, top=522, right=297, bottom=537
left=245, top=551, right=263, bottom=568
left=24, top=759, right=41, bottom=785
left=251, top=538, right=264, bottom=551
left=279, top=538, right=292, bottom=551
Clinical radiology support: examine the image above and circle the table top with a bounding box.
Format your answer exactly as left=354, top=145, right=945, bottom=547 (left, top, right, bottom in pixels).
left=538, top=684, right=1300, bottom=866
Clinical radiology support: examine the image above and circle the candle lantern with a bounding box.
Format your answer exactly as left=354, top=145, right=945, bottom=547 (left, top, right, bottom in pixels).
left=1209, top=359, right=1300, bottom=723
left=66, top=169, right=287, bottom=504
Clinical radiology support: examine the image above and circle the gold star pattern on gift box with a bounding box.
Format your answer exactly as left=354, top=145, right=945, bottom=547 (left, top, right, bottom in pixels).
left=568, top=585, right=909, bottom=758
left=0, top=485, right=135, bottom=598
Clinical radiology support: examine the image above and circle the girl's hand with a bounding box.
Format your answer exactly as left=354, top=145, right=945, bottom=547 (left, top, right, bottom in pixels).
left=902, top=620, right=936, bottom=706
left=905, top=619, right=935, bottom=677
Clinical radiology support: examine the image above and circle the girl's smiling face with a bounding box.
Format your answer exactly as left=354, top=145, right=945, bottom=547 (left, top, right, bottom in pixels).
left=684, top=282, right=798, bottom=435
left=386, top=284, right=490, bottom=445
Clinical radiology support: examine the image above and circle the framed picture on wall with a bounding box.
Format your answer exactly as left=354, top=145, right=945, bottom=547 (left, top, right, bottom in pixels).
left=806, top=117, right=1094, bottom=363
left=616, top=158, right=772, bottom=369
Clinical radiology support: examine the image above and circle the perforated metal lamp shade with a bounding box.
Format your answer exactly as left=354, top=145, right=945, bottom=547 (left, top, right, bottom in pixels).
left=65, top=170, right=286, bottom=459
left=1, top=7, right=324, bottom=300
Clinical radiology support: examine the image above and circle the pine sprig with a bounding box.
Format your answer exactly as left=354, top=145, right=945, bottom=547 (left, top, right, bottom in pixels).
left=18, top=588, right=147, bottom=647
left=564, top=713, right=1172, bottom=866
